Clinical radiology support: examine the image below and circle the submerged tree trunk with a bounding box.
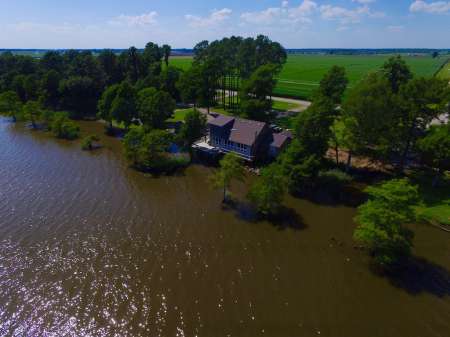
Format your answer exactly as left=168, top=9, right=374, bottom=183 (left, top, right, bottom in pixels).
left=31, top=116, right=37, bottom=129
left=432, top=169, right=442, bottom=188
left=346, top=151, right=352, bottom=172
left=398, top=122, right=416, bottom=174
left=222, top=75, right=226, bottom=109
left=335, top=146, right=339, bottom=166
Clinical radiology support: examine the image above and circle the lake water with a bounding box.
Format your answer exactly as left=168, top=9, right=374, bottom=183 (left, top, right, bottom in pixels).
left=0, top=118, right=449, bottom=337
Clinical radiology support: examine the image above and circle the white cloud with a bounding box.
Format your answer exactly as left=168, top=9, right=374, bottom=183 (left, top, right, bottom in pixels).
left=288, top=0, right=318, bottom=20
left=240, top=0, right=317, bottom=25
left=185, top=8, right=232, bottom=28
left=352, top=0, right=376, bottom=4
left=109, top=12, right=158, bottom=27
left=241, top=8, right=282, bottom=24
left=410, top=1, right=450, bottom=14
left=320, top=3, right=385, bottom=24
left=320, top=5, right=369, bottom=24
left=387, top=25, right=405, bottom=32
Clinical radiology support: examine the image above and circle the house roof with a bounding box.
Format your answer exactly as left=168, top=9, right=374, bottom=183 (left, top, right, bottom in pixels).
left=208, top=114, right=267, bottom=146
left=208, top=114, right=234, bottom=127
left=229, top=118, right=267, bottom=146
left=271, top=131, right=292, bottom=149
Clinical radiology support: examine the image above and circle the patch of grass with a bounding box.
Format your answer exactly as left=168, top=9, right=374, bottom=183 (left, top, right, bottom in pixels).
left=411, top=171, right=450, bottom=226
left=167, top=108, right=194, bottom=122
left=210, top=106, right=235, bottom=116
left=274, top=116, right=296, bottom=130
left=272, top=100, right=300, bottom=111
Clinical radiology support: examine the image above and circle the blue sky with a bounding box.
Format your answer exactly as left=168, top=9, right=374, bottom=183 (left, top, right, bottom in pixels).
left=0, top=0, right=449, bottom=48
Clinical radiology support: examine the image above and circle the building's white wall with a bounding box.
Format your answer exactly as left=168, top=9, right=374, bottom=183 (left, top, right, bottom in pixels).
left=210, top=136, right=252, bottom=158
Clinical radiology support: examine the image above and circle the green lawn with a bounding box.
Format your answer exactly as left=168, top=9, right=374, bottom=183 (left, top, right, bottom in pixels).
left=169, top=54, right=446, bottom=99
left=167, top=108, right=194, bottom=122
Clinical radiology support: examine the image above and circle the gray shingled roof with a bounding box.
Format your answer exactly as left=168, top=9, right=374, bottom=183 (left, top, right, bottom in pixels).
left=208, top=114, right=234, bottom=127
left=271, top=131, right=292, bottom=148
left=208, top=114, right=267, bottom=147
left=229, top=118, right=266, bottom=146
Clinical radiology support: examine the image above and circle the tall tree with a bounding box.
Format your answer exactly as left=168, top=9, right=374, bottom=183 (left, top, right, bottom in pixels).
left=395, top=77, right=450, bottom=172
left=294, top=95, right=336, bottom=157
left=248, top=164, right=285, bottom=216
left=142, top=42, right=162, bottom=77
left=123, top=127, right=175, bottom=172
left=111, top=81, right=137, bottom=129
left=317, top=66, right=349, bottom=164
left=342, top=72, right=397, bottom=163
left=58, top=76, right=99, bottom=118
left=239, top=64, right=278, bottom=121
left=98, top=49, right=122, bottom=85
left=161, top=44, right=172, bottom=67
left=417, top=124, right=450, bottom=187
left=210, top=153, right=246, bottom=203
left=97, top=84, right=120, bottom=130
left=382, top=55, right=413, bottom=93
left=177, top=66, right=202, bottom=106
left=126, top=47, right=142, bottom=83
left=160, top=66, right=183, bottom=101
left=41, top=70, right=61, bottom=109
left=136, top=87, right=175, bottom=130
left=196, top=62, right=220, bottom=114
left=318, top=65, right=349, bottom=105
left=0, top=91, right=22, bottom=122
left=41, top=51, right=64, bottom=73
left=22, top=100, right=42, bottom=128
left=179, top=108, right=206, bottom=147
left=354, top=179, right=418, bottom=269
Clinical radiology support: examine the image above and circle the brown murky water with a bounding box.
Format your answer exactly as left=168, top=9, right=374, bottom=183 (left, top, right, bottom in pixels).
left=0, top=118, right=449, bottom=337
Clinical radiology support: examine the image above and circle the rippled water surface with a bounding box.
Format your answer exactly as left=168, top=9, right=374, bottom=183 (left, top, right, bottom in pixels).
left=0, top=118, right=449, bottom=337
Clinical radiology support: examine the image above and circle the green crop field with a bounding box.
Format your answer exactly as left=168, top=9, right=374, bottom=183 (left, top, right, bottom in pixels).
left=169, top=54, right=446, bottom=99
left=437, top=59, right=450, bottom=80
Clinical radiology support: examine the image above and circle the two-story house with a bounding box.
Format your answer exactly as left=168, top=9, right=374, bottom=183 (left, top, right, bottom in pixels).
left=204, top=114, right=291, bottom=161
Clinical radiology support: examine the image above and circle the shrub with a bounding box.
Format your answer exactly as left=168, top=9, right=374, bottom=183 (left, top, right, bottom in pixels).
left=248, top=164, right=285, bottom=216
left=50, top=112, right=80, bottom=140
left=354, top=179, right=419, bottom=269
left=123, top=126, right=189, bottom=173
left=318, top=169, right=352, bottom=188
left=81, top=135, right=100, bottom=150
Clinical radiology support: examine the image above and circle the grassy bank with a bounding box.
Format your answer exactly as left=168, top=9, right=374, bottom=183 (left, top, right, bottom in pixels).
left=411, top=171, right=450, bottom=226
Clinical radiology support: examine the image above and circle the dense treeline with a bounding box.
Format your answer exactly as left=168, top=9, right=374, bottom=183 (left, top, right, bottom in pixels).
left=0, top=35, right=285, bottom=125
left=0, top=43, right=174, bottom=119
left=179, top=35, right=286, bottom=118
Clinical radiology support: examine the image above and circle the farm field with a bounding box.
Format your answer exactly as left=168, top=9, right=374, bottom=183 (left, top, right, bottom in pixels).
left=169, top=54, right=447, bottom=99
left=437, top=59, right=450, bottom=80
